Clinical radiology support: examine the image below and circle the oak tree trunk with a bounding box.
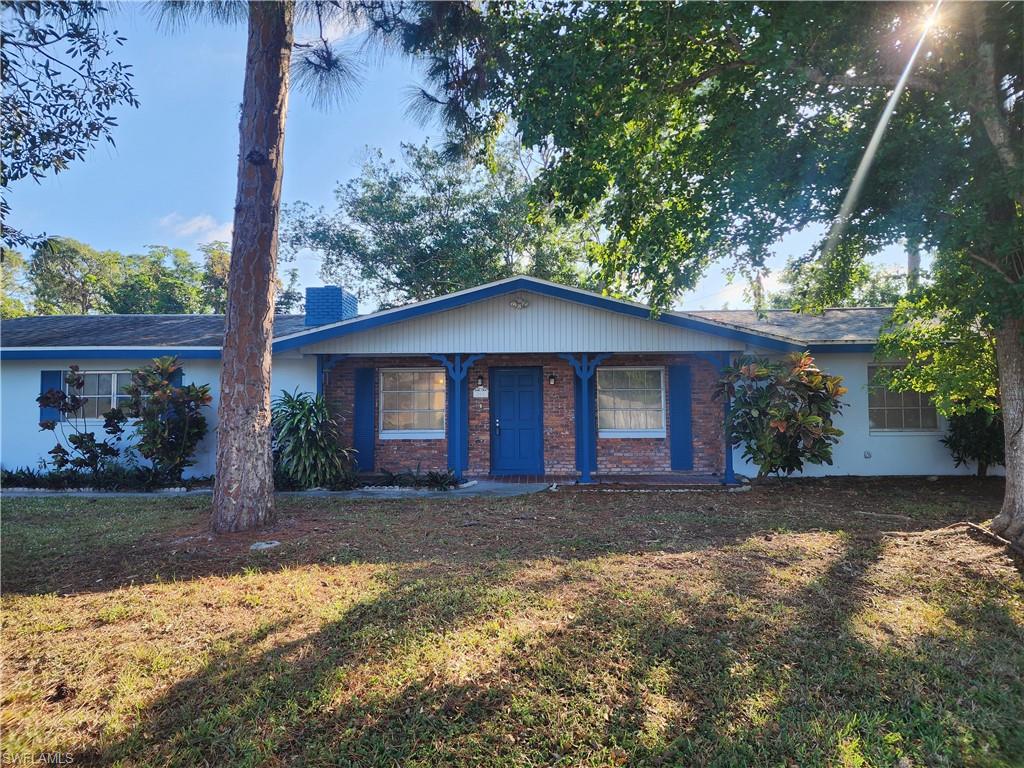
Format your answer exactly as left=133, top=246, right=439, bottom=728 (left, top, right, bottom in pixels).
left=212, top=1, right=294, bottom=534
left=991, top=313, right=1024, bottom=551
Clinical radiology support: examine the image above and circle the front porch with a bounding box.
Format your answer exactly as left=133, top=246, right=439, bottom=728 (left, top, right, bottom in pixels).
left=319, top=352, right=736, bottom=484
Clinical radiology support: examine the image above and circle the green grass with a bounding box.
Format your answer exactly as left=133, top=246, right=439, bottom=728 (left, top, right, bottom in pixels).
left=1, top=478, right=1021, bottom=767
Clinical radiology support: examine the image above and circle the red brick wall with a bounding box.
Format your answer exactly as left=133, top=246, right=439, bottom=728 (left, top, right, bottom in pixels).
left=593, top=354, right=724, bottom=475
left=323, top=353, right=725, bottom=477
left=323, top=356, right=448, bottom=473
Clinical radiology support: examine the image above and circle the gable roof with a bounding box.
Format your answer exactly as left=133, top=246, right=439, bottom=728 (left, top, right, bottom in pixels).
left=270, top=276, right=804, bottom=352
left=0, top=277, right=890, bottom=358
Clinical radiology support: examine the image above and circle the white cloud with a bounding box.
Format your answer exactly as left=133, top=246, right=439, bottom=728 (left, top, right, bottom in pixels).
left=159, top=212, right=233, bottom=243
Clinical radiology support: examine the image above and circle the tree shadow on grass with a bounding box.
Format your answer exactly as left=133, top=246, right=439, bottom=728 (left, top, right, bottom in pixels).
left=3, top=479, right=1007, bottom=596
left=73, top=531, right=1023, bottom=767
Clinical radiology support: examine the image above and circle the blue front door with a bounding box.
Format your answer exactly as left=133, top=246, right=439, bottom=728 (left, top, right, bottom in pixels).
left=490, top=367, right=544, bottom=475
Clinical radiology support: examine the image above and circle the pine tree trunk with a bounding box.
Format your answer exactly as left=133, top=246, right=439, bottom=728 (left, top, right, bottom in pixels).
left=212, top=1, right=294, bottom=534
left=991, top=313, right=1024, bottom=550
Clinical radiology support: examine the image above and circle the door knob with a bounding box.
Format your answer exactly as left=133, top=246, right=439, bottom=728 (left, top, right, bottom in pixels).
left=494, top=418, right=501, bottom=435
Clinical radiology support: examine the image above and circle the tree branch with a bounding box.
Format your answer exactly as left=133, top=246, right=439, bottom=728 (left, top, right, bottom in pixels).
left=968, top=252, right=1019, bottom=285
left=798, top=65, right=941, bottom=94
left=968, top=12, right=1022, bottom=177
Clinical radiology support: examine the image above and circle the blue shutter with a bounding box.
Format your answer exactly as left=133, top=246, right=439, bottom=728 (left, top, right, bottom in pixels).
left=39, top=370, right=63, bottom=424
left=353, top=368, right=375, bottom=472
left=668, top=365, right=693, bottom=471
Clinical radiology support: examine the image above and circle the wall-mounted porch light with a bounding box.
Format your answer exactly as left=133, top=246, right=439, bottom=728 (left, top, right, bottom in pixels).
left=548, top=373, right=557, bottom=386
left=476, top=375, right=484, bottom=388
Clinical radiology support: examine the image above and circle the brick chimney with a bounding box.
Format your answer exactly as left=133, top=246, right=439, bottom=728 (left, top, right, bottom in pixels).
left=304, top=286, right=358, bottom=326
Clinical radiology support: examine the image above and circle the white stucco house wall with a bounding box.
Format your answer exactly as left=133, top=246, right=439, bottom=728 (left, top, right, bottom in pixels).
left=0, top=277, right=989, bottom=481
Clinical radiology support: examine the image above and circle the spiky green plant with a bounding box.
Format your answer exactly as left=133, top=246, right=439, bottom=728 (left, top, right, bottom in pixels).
left=271, top=390, right=355, bottom=490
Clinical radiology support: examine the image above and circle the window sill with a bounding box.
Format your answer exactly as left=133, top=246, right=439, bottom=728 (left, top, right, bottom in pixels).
left=868, top=429, right=942, bottom=436
left=379, top=431, right=445, bottom=441
left=598, top=430, right=666, bottom=439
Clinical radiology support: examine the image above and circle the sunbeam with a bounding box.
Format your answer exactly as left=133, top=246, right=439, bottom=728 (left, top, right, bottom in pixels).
left=820, top=0, right=944, bottom=261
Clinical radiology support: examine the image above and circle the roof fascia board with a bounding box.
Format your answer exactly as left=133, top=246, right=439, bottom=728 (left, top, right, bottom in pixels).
left=0, top=348, right=222, bottom=360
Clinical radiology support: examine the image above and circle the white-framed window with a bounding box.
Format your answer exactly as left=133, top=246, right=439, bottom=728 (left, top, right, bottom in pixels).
left=867, top=364, right=939, bottom=432
left=379, top=368, right=446, bottom=439
left=596, top=366, right=666, bottom=438
left=64, top=371, right=133, bottom=420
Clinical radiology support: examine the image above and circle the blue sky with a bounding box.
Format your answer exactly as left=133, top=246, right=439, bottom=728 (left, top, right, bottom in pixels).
left=7, top=4, right=912, bottom=312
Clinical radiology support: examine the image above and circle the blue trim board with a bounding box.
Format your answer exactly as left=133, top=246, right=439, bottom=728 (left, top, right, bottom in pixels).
left=560, top=352, right=610, bottom=483
left=2, top=348, right=221, bottom=360
left=431, top=353, right=483, bottom=480
left=273, top=277, right=804, bottom=353
left=807, top=343, right=875, bottom=353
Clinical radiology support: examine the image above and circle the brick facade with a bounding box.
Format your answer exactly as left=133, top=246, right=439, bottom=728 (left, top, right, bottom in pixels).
left=322, top=353, right=725, bottom=477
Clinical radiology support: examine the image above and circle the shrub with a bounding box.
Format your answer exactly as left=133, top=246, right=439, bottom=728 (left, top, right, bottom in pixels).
left=37, top=366, right=128, bottom=478
left=716, top=352, right=847, bottom=478
left=271, top=389, right=356, bottom=489
left=121, top=356, right=212, bottom=484
left=942, top=409, right=1005, bottom=477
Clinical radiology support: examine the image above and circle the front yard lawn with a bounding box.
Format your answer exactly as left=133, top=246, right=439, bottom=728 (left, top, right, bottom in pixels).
left=2, top=478, right=1021, bottom=767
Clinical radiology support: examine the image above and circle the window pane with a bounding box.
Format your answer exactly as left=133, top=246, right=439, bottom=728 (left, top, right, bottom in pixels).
left=644, top=370, right=662, bottom=389
left=597, top=392, right=615, bottom=410
left=902, top=391, right=920, bottom=408
left=869, top=409, right=885, bottom=429
left=82, top=397, right=103, bottom=419
left=868, top=387, right=884, bottom=407
left=97, top=375, right=112, bottom=396
left=885, top=409, right=903, bottom=430
left=921, top=407, right=938, bottom=429
left=82, top=374, right=100, bottom=396
left=430, top=392, right=445, bottom=410
left=904, top=409, right=921, bottom=429
left=116, top=373, right=132, bottom=394
left=382, top=412, right=400, bottom=430
left=884, top=388, right=902, bottom=407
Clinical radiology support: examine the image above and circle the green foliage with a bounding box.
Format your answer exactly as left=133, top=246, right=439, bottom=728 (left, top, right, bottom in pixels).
left=271, top=390, right=356, bottom=490
left=36, top=366, right=128, bottom=477
left=1, top=248, right=30, bottom=318
left=875, top=284, right=999, bottom=418
left=417, top=3, right=1022, bottom=321
left=121, top=357, right=212, bottom=484
left=1, top=1, right=138, bottom=248
left=103, top=247, right=207, bottom=314
left=767, top=261, right=908, bottom=310
left=199, top=241, right=231, bottom=313
left=377, top=466, right=460, bottom=490
left=942, top=410, right=1005, bottom=478
left=282, top=141, right=595, bottom=308
left=717, top=353, right=847, bottom=478
left=27, top=237, right=124, bottom=314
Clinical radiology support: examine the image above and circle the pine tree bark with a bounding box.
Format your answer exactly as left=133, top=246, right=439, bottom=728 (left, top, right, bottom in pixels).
left=212, top=1, right=294, bottom=533
left=991, top=313, right=1024, bottom=551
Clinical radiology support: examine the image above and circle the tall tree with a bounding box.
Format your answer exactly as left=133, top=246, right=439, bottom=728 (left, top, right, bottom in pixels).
left=199, top=240, right=232, bottom=313
left=420, top=1, right=1024, bottom=548
left=282, top=141, right=594, bottom=307
left=766, top=261, right=908, bottom=309
left=1, top=249, right=31, bottom=318
left=26, top=237, right=124, bottom=314
left=1, top=1, right=138, bottom=248
left=159, top=0, right=459, bottom=532
left=103, top=246, right=207, bottom=314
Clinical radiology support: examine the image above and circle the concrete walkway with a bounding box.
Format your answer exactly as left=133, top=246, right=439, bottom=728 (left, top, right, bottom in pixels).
left=2, top=480, right=551, bottom=500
